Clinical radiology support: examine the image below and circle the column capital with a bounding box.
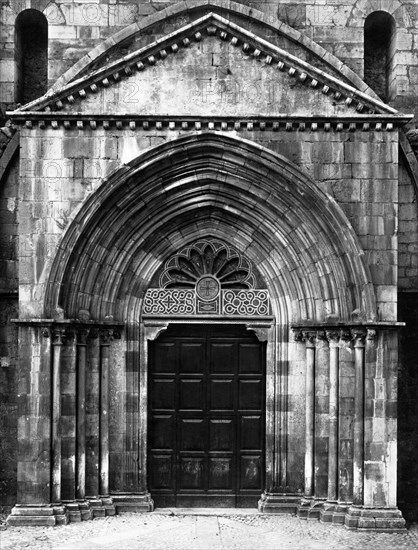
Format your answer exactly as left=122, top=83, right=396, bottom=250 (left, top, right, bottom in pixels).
left=351, top=328, right=367, bottom=348
left=76, top=328, right=90, bottom=345
left=367, top=328, right=377, bottom=341
left=326, top=330, right=340, bottom=347
left=301, top=330, right=317, bottom=348
left=99, top=329, right=114, bottom=345
left=51, top=328, right=66, bottom=345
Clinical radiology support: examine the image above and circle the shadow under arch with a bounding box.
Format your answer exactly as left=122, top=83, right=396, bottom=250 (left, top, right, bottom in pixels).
left=44, top=132, right=376, bottom=327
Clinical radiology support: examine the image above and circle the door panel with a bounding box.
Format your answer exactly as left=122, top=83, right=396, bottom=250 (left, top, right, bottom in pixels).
left=151, top=415, right=175, bottom=449
left=151, top=455, right=173, bottom=489
left=239, top=344, right=263, bottom=374
left=179, top=457, right=205, bottom=489
left=180, top=342, right=205, bottom=372
left=239, top=380, right=263, bottom=409
left=154, top=342, right=176, bottom=373
left=241, top=416, right=263, bottom=450
left=148, top=324, right=265, bottom=507
left=209, top=458, right=233, bottom=489
left=179, top=379, right=204, bottom=410
left=152, top=379, right=176, bottom=409
left=209, top=419, right=234, bottom=451
left=180, top=419, right=206, bottom=451
left=210, top=342, right=235, bottom=373
left=210, top=379, right=234, bottom=410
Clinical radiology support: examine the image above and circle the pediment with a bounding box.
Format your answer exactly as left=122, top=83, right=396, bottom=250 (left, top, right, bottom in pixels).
left=11, top=13, right=401, bottom=122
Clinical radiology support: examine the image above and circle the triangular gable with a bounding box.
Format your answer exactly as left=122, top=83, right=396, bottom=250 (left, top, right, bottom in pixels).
left=11, top=13, right=400, bottom=121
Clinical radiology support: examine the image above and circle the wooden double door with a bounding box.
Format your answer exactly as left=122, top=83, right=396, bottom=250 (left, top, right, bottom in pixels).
left=148, top=324, right=266, bottom=507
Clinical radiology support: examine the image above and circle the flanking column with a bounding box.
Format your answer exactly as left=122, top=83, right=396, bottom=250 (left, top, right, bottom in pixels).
left=292, top=323, right=406, bottom=531
left=99, top=329, right=111, bottom=497
left=304, top=332, right=316, bottom=498
left=7, top=323, right=68, bottom=526
left=345, top=329, right=406, bottom=531
left=258, top=324, right=299, bottom=514
left=297, top=331, right=317, bottom=518
left=88, top=328, right=116, bottom=517
left=320, top=330, right=340, bottom=523
left=327, top=331, right=340, bottom=502
left=51, top=328, right=64, bottom=504
left=352, top=329, right=366, bottom=504
left=76, top=329, right=88, bottom=500
left=7, top=320, right=123, bottom=526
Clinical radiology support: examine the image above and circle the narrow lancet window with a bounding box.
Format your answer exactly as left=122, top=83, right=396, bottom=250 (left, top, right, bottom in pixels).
left=364, top=11, right=396, bottom=103
left=14, top=9, right=48, bottom=105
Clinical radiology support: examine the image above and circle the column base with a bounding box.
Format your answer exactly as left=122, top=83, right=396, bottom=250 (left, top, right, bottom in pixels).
left=258, top=491, right=300, bottom=514
left=111, top=492, right=154, bottom=513
left=87, top=496, right=116, bottom=518
left=7, top=504, right=69, bottom=526
left=344, top=506, right=406, bottom=531
left=297, top=498, right=325, bottom=520
left=319, top=501, right=349, bottom=524
left=63, top=501, right=93, bottom=522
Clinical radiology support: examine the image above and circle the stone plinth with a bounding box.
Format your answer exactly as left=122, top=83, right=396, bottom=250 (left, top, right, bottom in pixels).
left=112, top=493, right=154, bottom=513
left=345, top=506, right=406, bottom=531
left=258, top=492, right=300, bottom=514
left=7, top=505, right=68, bottom=526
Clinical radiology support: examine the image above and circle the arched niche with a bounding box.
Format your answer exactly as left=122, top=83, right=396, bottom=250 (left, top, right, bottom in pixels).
left=14, top=9, right=48, bottom=105
left=364, top=11, right=396, bottom=103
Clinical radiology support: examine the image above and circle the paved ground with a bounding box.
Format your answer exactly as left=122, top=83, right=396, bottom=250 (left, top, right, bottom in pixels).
left=1, top=509, right=418, bottom=550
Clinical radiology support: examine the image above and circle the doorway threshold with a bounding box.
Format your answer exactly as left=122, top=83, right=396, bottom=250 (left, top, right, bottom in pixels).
left=152, top=508, right=262, bottom=516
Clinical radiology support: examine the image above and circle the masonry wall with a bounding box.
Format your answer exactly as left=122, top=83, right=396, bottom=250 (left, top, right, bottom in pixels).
left=13, top=123, right=399, bottom=503
left=0, top=155, right=18, bottom=508
left=17, top=124, right=398, bottom=323
left=0, top=0, right=418, bottom=515
left=397, top=158, right=418, bottom=521
left=0, top=1, right=417, bottom=117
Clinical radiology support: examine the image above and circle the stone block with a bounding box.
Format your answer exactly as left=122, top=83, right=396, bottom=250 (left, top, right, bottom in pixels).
left=7, top=515, right=56, bottom=526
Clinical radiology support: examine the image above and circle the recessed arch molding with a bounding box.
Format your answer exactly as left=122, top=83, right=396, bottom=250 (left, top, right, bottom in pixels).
left=44, top=133, right=376, bottom=326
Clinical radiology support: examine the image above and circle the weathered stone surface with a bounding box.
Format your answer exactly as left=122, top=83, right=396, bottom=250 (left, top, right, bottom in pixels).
left=1, top=0, right=418, bottom=528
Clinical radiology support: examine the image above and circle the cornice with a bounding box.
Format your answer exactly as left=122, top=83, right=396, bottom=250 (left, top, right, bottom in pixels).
left=8, top=13, right=401, bottom=119
left=7, top=113, right=411, bottom=132
left=291, top=321, right=405, bottom=331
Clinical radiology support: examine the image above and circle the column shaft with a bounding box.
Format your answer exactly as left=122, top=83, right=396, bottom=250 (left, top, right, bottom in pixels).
left=76, top=330, right=88, bottom=500
left=51, top=330, right=64, bottom=503
left=327, top=332, right=339, bottom=501
left=304, top=334, right=315, bottom=497
left=353, top=330, right=366, bottom=504
left=99, top=331, right=111, bottom=496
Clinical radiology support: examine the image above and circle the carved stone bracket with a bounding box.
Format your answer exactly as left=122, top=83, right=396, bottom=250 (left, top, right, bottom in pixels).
left=144, top=322, right=169, bottom=342
left=245, top=323, right=271, bottom=342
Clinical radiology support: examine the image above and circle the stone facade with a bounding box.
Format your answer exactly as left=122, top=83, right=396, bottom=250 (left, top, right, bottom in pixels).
left=1, top=0, right=418, bottom=529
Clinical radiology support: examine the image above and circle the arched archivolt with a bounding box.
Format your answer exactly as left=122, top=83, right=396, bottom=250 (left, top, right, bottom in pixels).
left=44, top=133, right=376, bottom=326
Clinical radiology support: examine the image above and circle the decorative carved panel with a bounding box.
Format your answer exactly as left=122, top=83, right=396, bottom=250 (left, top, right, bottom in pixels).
left=143, top=239, right=271, bottom=317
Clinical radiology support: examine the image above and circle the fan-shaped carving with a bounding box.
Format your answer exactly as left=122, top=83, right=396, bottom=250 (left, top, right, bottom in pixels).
left=160, top=239, right=255, bottom=290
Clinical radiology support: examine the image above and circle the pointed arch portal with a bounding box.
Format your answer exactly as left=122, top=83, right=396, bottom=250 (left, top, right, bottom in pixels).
left=41, top=133, right=383, bottom=512
left=10, top=133, right=405, bottom=529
